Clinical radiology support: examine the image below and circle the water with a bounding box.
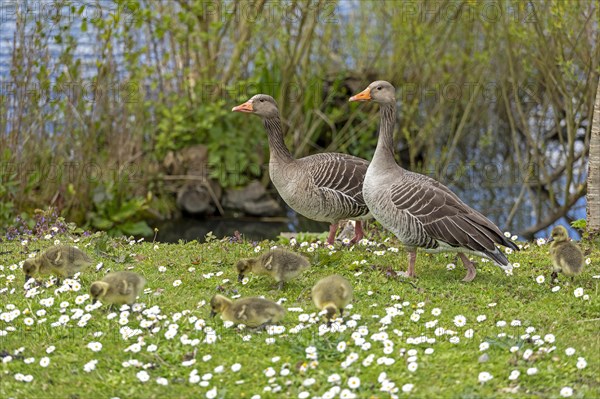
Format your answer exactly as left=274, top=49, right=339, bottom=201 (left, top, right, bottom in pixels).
left=153, top=213, right=329, bottom=243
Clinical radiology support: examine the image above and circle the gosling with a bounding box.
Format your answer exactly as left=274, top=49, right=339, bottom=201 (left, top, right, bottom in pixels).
left=548, top=225, right=584, bottom=282
left=311, top=275, right=353, bottom=325
left=90, top=271, right=146, bottom=306
left=210, top=294, right=285, bottom=329
left=236, top=249, right=310, bottom=290
left=23, top=245, right=93, bottom=284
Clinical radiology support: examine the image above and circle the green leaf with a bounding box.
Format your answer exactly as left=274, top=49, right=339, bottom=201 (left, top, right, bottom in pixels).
left=92, top=217, right=114, bottom=230
left=119, top=221, right=153, bottom=237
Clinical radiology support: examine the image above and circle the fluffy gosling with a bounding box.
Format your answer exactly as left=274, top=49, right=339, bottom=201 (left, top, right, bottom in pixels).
left=90, top=271, right=146, bottom=306
left=549, top=225, right=584, bottom=282
left=210, top=294, right=285, bottom=329
left=23, top=245, right=93, bottom=284
left=236, top=249, right=310, bottom=290
left=311, top=275, right=353, bottom=325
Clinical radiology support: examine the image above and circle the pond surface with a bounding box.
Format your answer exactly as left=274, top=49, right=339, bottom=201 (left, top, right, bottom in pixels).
left=152, top=213, right=329, bottom=243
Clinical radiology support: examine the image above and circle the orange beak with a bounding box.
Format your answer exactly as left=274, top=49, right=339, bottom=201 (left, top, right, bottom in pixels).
left=232, top=100, right=254, bottom=113
left=349, top=87, right=372, bottom=102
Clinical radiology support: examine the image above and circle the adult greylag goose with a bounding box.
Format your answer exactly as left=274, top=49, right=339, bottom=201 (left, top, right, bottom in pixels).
left=232, top=94, right=370, bottom=245
left=349, top=81, right=518, bottom=282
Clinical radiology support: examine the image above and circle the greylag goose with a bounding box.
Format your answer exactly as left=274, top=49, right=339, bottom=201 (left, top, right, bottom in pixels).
left=349, top=81, right=518, bottom=282
left=232, top=94, right=370, bottom=245
left=311, top=274, right=353, bottom=325
left=90, top=271, right=146, bottom=305
left=548, top=225, right=584, bottom=282
left=236, top=248, right=310, bottom=290
left=23, top=245, right=93, bottom=284
left=210, top=294, right=286, bottom=329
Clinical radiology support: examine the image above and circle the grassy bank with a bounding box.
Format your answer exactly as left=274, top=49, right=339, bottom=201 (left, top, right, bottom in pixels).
left=0, top=230, right=598, bottom=398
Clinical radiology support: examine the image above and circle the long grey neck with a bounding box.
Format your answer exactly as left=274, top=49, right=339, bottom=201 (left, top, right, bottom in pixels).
left=263, top=117, right=294, bottom=163
left=373, top=102, right=399, bottom=168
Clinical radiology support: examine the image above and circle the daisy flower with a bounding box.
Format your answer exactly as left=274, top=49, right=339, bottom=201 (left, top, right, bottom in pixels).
left=573, top=287, right=584, bottom=298
left=453, top=315, right=466, bottom=327
left=347, top=376, right=360, bottom=389
left=560, top=387, right=573, bottom=397
left=565, top=348, right=575, bottom=356
left=87, top=342, right=102, bottom=352
left=478, top=371, right=493, bottom=383
left=137, top=370, right=150, bottom=382
left=83, top=360, right=97, bottom=372
left=536, top=275, right=545, bottom=284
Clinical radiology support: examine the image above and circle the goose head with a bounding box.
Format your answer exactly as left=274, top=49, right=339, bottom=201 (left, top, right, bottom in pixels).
left=209, top=294, right=232, bottom=317
left=89, top=281, right=110, bottom=304
left=23, top=258, right=41, bottom=281
left=548, top=225, right=569, bottom=243
left=232, top=94, right=279, bottom=118
left=349, top=80, right=396, bottom=104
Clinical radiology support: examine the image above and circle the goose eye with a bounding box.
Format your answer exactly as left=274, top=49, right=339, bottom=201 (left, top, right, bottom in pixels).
left=260, top=99, right=265, bottom=102
left=377, top=87, right=382, bottom=90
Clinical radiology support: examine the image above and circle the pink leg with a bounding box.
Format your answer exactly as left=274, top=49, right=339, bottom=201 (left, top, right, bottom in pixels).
left=350, top=221, right=364, bottom=244
left=406, top=251, right=417, bottom=277
left=458, top=253, right=477, bottom=282
left=326, top=223, right=338, bottom=245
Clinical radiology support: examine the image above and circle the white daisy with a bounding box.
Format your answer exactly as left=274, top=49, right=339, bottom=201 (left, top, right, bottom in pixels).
left=478, top=371, right=493, bottom=383
left=565, top=348, right=575, bottom=356
left=560, top=387, right=573, bottom=397
left=347, top=376, right=360, bottom=389
left=136, top=370, right=150, bottom=382
left=87, top=342, right=102, bottom=352
left=453, top=315, right=466, bottom=327
left=536, top=275, right=545, bottom=284
left=527, top=367, right=538, bottom=375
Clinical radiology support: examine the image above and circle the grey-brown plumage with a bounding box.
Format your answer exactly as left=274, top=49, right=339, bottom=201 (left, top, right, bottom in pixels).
left=350, top=81, right=518, bottom=282
left=90, top=271, right=146, bottom=305
left=311, top=275, right=353, bottom=324
left=236, top=249, right=310, bottom=289
left=233, top=94, right=370, bottom=245
left=209, top=294, right=285, bottom=329
left=23, top=245, right=93, bottom=284
left=549, top=226, right=584, bottom=281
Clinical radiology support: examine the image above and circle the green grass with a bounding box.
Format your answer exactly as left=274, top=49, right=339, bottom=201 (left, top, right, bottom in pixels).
left=0, top=231, right=598, bottom=399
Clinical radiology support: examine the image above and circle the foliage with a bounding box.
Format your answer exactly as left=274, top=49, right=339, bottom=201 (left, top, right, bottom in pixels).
left=0, top=0, right=598, bottom=238
left=571, top=219, right=587, bottom=230
left=87, top=183, right=154, bottom=237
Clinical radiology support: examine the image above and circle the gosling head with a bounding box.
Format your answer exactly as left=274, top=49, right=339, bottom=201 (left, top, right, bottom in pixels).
left=236, top=258, right=256, bottom=282
left=232, top=94, right=279, bottom=119
left=349, top=80, right=396, bottom=105
left=23, top=258, right=41, bottom=281
left=323, top=304, right=338, bottom=326
left=89, top=281, right=110, bottom=304
left=549, top=225, right=569, bottom=243
left=210, top=294, right=231, bottom=318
